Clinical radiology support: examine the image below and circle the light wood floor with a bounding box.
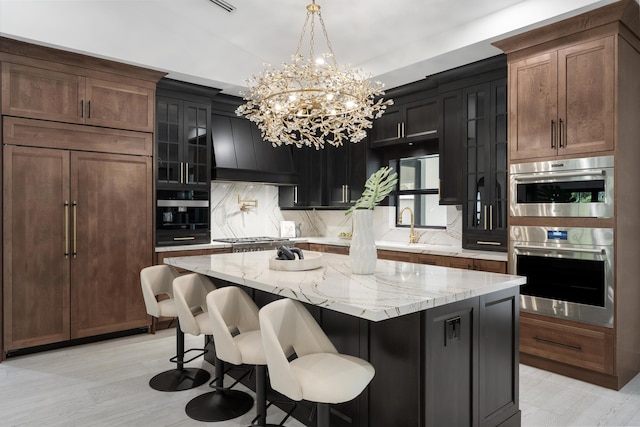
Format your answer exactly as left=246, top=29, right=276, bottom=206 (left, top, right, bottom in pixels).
left=1, top=328, right=639, bottom=426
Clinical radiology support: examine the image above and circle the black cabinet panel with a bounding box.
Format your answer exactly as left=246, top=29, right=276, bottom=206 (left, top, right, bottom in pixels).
left=370, top=96, right=438, bottom=148
left=439, top=90, right=464, bottom=205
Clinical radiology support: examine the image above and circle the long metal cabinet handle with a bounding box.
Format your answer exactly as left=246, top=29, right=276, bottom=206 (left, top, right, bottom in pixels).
left=558, top=118, right=564, bottom=148
left=401, top=122, right=405, bottom=138
left=87, top=100, right=91, bottom=118
left=80, top=100, right=84, bottom=118
left=173, top=236, right=196, bottom=241
left=489, top=205, right=493, bottom=231
left=533, top=336, right=582, bottom=351
left=550, top=120, right=555, bottom=149
left=72, top=201, right=78, bottom=258
left=294, top=186, right=298, bottom=204
left=477, top=241, right=501, bottom=246
left=64, top=201, right=70, bottom=258
left=397, top=123, right=402, bottom=139
left=513, top=169, right=607, bottom=181
left=483, top=205, right=487, bottom=230
left=180, top=162, right=184, bottom=184
left=185, top=162, right=189, bottom=184
left=513, top=244, right=605, bottom=255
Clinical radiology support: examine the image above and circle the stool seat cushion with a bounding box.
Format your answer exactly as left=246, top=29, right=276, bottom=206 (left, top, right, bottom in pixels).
left=290, top=353, right=375, bottom=404
left=233, top=330, right=266, bottom=366
left=156, top=299, right=177, bottom=318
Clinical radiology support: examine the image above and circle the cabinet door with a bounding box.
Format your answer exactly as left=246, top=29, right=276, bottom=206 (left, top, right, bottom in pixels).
left=404, top=97, right=438, bottom=141
left=438, top=90, right=463, bottom=205
left=558, top=37, right=615, bottom=156
left=369, top=107, right=402, bottom=146
left=85, top=77, right=155, bottom=132
left=70, top=151, right=152, bottom=338
left=3, top=146, right=71, bottom=351
left=184, top=102, right=211, bottom=187
left=156, top=97, right=183, bottom=187
left=1, top=62, right=85, bottom=124
left=509, top=52, right=558, bottom=160
left=325, top=144, right=350, bottom=205
left=291, top=147, right=324, bottom=206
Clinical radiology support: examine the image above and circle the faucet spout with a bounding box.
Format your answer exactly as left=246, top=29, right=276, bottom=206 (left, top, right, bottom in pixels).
left=398, top=207, right=418, bottom=244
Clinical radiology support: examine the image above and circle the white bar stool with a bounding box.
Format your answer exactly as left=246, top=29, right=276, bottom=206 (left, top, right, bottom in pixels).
left=207, top=286, right=295, bottom=427
left=173, top=273, right=253, bottom=422
left=140, top=265, right=210, bottom=391
left=259, top=298, right=375, bottom=427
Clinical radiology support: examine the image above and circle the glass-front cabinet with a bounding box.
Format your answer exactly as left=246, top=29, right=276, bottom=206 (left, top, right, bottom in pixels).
left=156, top=97, right=210, bottom=190
left=462, top=79, right=508, bottom=251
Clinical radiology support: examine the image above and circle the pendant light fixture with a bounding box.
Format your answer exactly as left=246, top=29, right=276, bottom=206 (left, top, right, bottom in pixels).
left=235, top=1, right=393, bottom=149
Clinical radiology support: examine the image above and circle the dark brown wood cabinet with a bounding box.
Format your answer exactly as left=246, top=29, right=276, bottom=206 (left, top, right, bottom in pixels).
left=1, top=59, right=156, bottom=133
left=1, top=38, right=163, bottom=358
left=3, top=125, right=153, bottom=350
left=508, top=37, right=615, bottom=161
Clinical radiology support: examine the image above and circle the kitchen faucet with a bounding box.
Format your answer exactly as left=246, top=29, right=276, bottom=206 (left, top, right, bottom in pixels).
left=398, top=207, right=418, bottom=244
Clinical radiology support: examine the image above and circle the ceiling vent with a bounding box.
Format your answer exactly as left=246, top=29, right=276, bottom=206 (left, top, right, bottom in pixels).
left=209, top=0, right=236, bottom=13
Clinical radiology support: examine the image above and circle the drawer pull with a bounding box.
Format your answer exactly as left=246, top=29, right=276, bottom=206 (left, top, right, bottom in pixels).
left=533, top=336, right=582, bottom=351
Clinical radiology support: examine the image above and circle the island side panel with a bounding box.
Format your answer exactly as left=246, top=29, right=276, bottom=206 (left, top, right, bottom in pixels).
left=479, top=287, right=521, bottom=427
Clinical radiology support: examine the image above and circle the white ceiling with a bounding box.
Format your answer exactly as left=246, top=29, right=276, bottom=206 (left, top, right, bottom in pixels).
left=0, top=0, right=624, bottom=96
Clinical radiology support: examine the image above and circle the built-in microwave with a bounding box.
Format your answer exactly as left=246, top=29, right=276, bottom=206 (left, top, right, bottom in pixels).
left=156, top=189, right=210, bottom=246
left=510, top=155, right=614, bottom=218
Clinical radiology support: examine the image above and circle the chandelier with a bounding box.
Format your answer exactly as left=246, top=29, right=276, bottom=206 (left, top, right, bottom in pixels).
left=235, top=1, right=393, bottom=149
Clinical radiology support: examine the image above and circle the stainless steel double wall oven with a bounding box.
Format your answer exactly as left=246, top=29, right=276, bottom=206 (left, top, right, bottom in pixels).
left=509, top=155, right=615, bottom=327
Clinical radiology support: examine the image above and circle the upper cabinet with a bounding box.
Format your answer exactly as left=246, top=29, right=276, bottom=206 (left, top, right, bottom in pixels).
left=156, top=95, right=211, bottom=190
left=1, top=60, right=157, bottom=133
left=369, top=97, right=438, bottom=147
left=462, top=79, right=508, bottom=251
left=508, top=37, right=615, bottom=161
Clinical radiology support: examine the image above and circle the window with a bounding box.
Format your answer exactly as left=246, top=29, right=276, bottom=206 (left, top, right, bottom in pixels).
left=393, top=155, right=447, bottom=228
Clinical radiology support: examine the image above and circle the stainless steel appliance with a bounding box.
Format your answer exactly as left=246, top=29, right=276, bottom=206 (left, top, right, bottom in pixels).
left=510, top=225, right=614, bottom=327
left=156, top=189, right=210, bottom=246
left=510, top=155, right=614, bottom=217
left=212, top=237, right=291, bottom=252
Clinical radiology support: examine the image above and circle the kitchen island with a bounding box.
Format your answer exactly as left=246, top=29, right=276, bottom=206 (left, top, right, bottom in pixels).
left=165, top=251, right=525, bottom=427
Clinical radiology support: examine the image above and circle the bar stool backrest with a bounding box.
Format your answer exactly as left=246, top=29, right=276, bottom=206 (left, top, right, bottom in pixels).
left=206, top=286, right=261, bottom=365
left=140, top=265, right=180, bottom=318
left=173, top=273, right=216, bottom=336
left=259, top=298, right=338, bottom=401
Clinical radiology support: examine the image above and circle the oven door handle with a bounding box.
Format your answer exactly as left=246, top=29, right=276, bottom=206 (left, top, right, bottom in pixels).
left=513, top=244, right=605, bottom=255
left=512, top=169, right=607, bottom=181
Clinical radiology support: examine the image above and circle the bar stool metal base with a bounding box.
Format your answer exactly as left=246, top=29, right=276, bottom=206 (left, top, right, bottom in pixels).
left=185, top=389, right=254, bottom=422
left=148, top=367, right=210, bottom=392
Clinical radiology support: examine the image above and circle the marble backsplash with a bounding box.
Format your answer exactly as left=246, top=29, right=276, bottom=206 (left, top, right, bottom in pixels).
left=210, top=182, right=462, bottom=247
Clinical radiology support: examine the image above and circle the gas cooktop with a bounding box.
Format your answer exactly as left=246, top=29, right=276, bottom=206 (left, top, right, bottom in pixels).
left=212, top=236, right=288, bottom=244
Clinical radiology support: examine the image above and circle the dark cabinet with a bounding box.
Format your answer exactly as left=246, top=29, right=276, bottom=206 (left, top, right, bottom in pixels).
left=156, top=96, right=211, bottom=190
left=438, top=90, right=464, bottom=205
left=462, top=79, right=508, bottom=251
left=280, top=139, right=380, bottom=208
left=325, top=140, right=373, bottom=206
left=369, top=97, right=438, bottom=147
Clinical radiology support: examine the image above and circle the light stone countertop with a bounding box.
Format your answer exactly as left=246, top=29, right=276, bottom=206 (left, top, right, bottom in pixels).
left=164, top=250, right=524, bottom=322
left=156, top=238, right=508, bottom=262
left=293, top=237, right=509, bottom=262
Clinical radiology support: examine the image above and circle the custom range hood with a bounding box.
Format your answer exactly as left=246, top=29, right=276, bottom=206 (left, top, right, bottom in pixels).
left=211, top=94, right=298, bottom=185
